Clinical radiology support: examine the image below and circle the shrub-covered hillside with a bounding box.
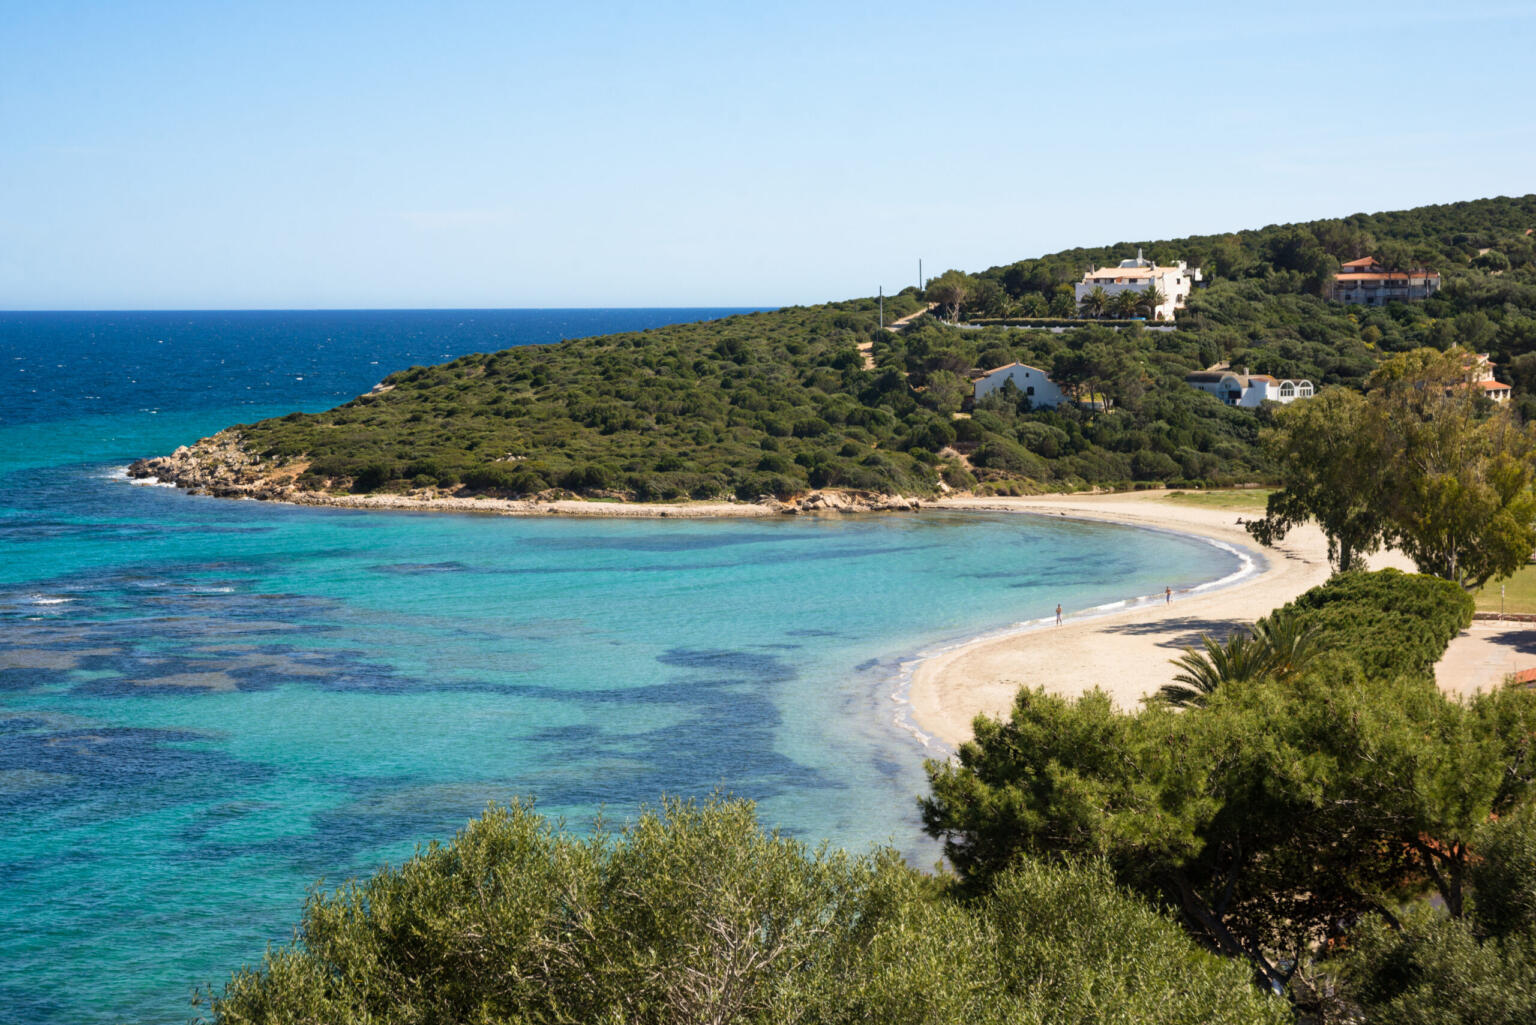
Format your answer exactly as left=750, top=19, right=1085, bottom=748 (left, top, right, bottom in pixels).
left=970, top=194, right=1536, bottom=405
left=192, top=194, right=1536, bottom=503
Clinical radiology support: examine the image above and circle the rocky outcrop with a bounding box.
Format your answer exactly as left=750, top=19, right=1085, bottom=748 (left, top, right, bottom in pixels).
left=127, top=433, right=928, bottom=517
left=773, top=491, right=923, bottom=514
left=127, top=431, right=299, bottom=500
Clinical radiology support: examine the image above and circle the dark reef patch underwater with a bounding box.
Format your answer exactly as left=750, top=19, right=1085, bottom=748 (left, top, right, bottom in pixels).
left=0, top=310, right=1238, bottom=1023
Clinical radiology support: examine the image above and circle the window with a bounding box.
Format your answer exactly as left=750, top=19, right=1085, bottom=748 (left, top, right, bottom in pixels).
left=1026, top=386, right=1035, bottom=396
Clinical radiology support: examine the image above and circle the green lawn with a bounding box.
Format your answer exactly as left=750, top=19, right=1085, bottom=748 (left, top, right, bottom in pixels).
left=1474, top=564, right=1536, bottom=615
left=1161, top=489, right=1274, bottom=512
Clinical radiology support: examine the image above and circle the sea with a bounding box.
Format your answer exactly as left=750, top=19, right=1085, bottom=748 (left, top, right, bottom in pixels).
left=0, top=309, right=1246, bottom=1024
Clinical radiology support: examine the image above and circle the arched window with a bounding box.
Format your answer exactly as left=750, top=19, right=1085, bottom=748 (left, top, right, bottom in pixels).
left=1279, top=382, right=1295, bottom=398
left=1297, top=381, right=1314, bottom=397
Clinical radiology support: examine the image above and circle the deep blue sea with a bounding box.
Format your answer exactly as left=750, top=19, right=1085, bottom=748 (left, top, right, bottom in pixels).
left=0, top=309, right=1242, bottom=1024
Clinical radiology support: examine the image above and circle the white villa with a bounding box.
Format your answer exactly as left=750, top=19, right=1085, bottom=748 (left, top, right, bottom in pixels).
left=1464, top=352, right=1512, bottom=403
left=1185, top=364, right=1313, bottom=408
left=1075, top=250, right=1201, bottom=321
left=972, top=362, right=1066, bottom=407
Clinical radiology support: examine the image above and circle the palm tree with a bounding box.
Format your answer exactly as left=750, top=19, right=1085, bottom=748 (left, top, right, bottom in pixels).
left=1158, top=631, right=1270, bottom=707
left=1078, top=286, right=1109, bottom=319
left=1110, top=290, right=1140, bottom=319
left=1156, top=609, right=1320, bottom=708
left=1136, top=286, right=1169, bottom=320
left=1248, top=608, right=1323, bottom=679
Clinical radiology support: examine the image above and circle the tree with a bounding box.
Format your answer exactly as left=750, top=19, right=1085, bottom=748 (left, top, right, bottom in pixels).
left=1377, top=239, right=1415, bottom=275
left=1342, top=805, right=1536, bottom=1025
left=969, top=277, right=1009, bottom=318
left=200, top=796, right=1288, bottom=1025
left=1077, top=286, right=1109, bottom=319
left=1369, top=349, right=1536, bottom=588
left=926, top=270, right=976, bottom=323
left=1135, top=285, right=1168, bottom=319
left=1110, top=289, right=1140, bottom=319
left=923, top=665, right=1536, bottom=1009
left=1247, top=387, right=1390, bottom=571
left=1156, top=608, right=1321, bottom=707
left=923, top=570, right=1536, bottom=1009
left=1249, top=350, right=1536, bottom=587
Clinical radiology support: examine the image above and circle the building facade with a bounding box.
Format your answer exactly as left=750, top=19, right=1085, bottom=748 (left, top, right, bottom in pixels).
left=1331, top=257, right=1441, bottom=304
left=1074, top=250, right=1200, bottom=321
left=1185, top=365, right=1313, bottom=408
left=972, top=362, right=1066, bottom=407
left=1464, top=352, right=1512, bottom=403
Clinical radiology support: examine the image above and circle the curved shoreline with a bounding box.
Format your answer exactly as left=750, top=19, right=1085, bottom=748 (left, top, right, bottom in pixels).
left=119, top=463, right=1418, bottom=751
left=884, top=511, right=1267, bottom=751
left=906, top=494, right=1417, bottom=749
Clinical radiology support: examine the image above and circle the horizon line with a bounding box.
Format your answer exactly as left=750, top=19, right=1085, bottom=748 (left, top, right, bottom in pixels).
left=0, top=304, right=786, bottom=315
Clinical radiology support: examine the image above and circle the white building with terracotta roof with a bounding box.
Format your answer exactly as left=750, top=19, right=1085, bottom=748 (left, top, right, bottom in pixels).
left=1074, top=250, right=1200, bottom=321
left=1184, top=364, right=1313, bottom=408
left=1331, top=257, right=1441, bottom=304
left=1464, top=352, right=1512, bottom=403
left=972, top=362, right=1066, bottom=407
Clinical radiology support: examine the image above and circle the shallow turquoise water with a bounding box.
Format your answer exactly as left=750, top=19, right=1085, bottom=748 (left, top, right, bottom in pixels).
left=0, top=311, right=1243, bottom=1023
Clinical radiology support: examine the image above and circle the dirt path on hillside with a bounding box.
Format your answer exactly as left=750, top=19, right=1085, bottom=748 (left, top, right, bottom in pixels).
left=859, top=303, right=936, bottom=370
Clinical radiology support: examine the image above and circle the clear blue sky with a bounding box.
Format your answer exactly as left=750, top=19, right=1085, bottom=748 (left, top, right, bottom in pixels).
left=3, top=1, right=1532, bottom=309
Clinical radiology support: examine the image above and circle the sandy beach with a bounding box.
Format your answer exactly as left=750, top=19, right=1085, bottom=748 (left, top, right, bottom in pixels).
left=909, top=492, right=1417, bottom=748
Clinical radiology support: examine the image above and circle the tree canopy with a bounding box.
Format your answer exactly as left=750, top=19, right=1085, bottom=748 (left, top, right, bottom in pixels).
left=921, top=570, right=1522, bottom=1011
left=200, top=796, right=1286, bottom=1025
left=1249, top=348, right=1536, bottom=586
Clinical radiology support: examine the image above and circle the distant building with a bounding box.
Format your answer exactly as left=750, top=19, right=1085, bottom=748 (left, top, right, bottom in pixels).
left=1331, top=257, right=1442, bottom=305
left=972, top=362, right=1066, bottom=407
left=1463, top=352, right=1512, bottom=403
left=1185, top=364, right=1313, bottom=408
left=1074, top=250, right=1201, bottom=321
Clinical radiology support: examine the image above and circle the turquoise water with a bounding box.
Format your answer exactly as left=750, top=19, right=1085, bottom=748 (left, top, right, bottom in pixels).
left=0, top=311, right=1243, bottom=1023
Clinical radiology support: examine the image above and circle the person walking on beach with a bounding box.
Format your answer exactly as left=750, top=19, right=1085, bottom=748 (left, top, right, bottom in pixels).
left=1165, top=585, right=1172, bottom=604
left=1055, top=603, right=1063, bottom=626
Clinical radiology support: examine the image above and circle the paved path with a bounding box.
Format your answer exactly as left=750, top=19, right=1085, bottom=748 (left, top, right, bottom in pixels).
left=1436, top=620, right=1536, bottom=696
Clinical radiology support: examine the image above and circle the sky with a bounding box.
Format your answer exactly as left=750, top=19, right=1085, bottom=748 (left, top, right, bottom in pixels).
left=2, top=0, right=1533, bottom=309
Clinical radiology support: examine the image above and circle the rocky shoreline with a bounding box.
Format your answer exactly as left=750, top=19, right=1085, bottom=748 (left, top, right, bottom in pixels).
left=126, top=431, right=928, bottom=519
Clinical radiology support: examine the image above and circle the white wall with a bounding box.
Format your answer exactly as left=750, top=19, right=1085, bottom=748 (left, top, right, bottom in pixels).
left=1073, top=262, right=1194, bottom=320
left=1187, top=375, right=1311, bottom=407
left=973, top=364, right=1066, bottom=407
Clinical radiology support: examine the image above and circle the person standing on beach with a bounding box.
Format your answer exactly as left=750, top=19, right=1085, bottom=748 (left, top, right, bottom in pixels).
left=1055, top=603, right=1062, bottom=626
left=1165, top=586, right=1172, bottom=604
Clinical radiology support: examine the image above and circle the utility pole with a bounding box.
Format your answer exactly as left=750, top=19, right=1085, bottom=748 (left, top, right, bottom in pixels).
left=918, top=259, right=923, bottom=292
left=878, top=285, right=884, bottom=329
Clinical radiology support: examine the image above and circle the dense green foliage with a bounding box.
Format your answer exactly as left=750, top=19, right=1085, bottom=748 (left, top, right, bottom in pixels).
left=1343, top=806, right=1536, bottom=1025
left=1276, top=569, right=1474, bottom=680
left=202, top=797, right=1285, bottom=1025
left=1249, top=348, right=1536, bottom=586
left=222, top=195, right=1536, bottom=501
left=1156, top=607, right=1322, bottom=707
left=974, top=195, right=1536, bottom=410
left=921, top=570, right=1522, bottom=1010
